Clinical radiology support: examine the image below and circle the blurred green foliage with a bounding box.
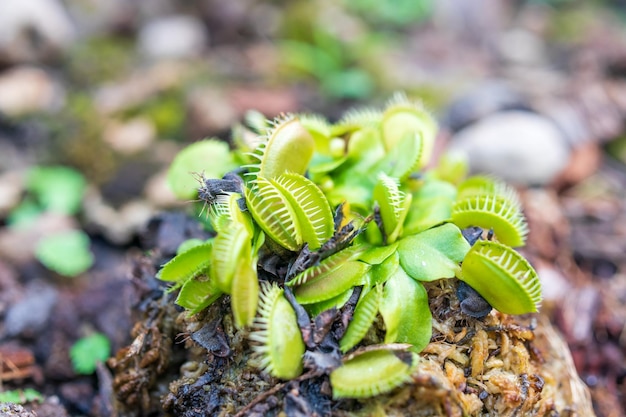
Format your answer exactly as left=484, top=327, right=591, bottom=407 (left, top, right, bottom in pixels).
left=8, top=166, right=87, bottom=229
left=35, top=230, right=94, bottom=277
left=70, top=333, right=111, bottom=375
left=122, top=90, right=186, bottom=139
left=343, top=0, right=433, bottom=26
left=26, top=166, right=87, bottom=215
left=0, top=388, right=44, bottom=404
left=66, top=36, right=135, bottom=86
left=276, top=0, right=433, bottom=100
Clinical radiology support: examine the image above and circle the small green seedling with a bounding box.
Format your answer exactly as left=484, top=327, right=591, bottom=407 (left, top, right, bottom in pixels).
left=158, top=94, right=542, bottom=400
left=70, top=332, right=111, bottom=375
left=26, top=166, right=86, bottom=215
left=7, top=166, right=87, bottom=229
left=0, top=388, right=44, bottom=404
left=35, top=230, right=94, bottom=277
left=8, top=166, right=94, bottom=277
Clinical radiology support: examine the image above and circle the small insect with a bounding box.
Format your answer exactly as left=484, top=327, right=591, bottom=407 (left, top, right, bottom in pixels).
left=456, top=281, right=492, bottom=318
left=197, top=171, right=244, bottom=207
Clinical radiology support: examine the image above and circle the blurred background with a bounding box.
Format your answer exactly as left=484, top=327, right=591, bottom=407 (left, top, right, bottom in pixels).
left=2, top=0, right=626, bottom=415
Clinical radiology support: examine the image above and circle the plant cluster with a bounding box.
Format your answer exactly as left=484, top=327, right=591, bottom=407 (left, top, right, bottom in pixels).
left=160, top=94, right=541, bottom=399
left=7, top=166, right=94, bottom=277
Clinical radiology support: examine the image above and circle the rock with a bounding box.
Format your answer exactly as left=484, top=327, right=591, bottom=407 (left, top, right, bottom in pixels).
left=4, top=281, right=58, bottom=337
left=103, top=117, right=156, bottom=155
left=448, top=110, right=571, bottom=186
left=0, top=67, right=64, bottom=117
left=138, top=15, right=207, bottom=60
left=0, top=0, right=76, bottom=64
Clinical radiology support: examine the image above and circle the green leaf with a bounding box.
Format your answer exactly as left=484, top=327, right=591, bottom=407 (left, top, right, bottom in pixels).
left=404, top=178, right=456, bottom=235
left=451, top=193, right=528, bottom=247
left=245, top=178, right=301, bottom=251
left=380, top=267, right=432, bottom=351
left=369, top=251, right=400, bottom=286
left=294, top=261, right=370, bottom=304
left=357, top=242, right=398, bottom=265
left=157, top=241, right=212, bottom=283
left=27, top=166, right=86, bottom=215
left=287, top=245, right=363, bottom=287
left=330, top=349, right=418, bottom=399
left=70, top=333, right=111, bottom=375
left=458, top=240, right=542, bottom=315
left=176, top=238, right=205, bottom=254
left=381, top=94, right=437, bottom=169
left=210, top=192, right=254, bottom=236
left=372, top=174, right=411, bottom=243
left=211, top=225, right=252, bottom=292
left=340, top=285, right=381, bottom=352
left=374, top=132, right=423, bottom=180
left=321, top=68, right=374, bottom=99
left=397, top=223, right=470, bottom=281
left=256, top=117, right=315, bottom=180
left=231, top=253, right=259, bottom=328
left=271, top=173, right=334, bottom=250
left=167, top=140, right=236, bottom=199
left=251, top=283, right=305, bottom=379
left=176, top=275, right=222, bottom=313
left=6, top=199, right=43, bottom=229
left=0, top=388, right=44, bottom=404
left=35, top=230, right=94, bottom=277
left=304, top=289, right=354, bottom=317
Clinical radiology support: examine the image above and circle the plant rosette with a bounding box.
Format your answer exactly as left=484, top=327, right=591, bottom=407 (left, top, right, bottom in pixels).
left=110, top=94, right=593, bottom=416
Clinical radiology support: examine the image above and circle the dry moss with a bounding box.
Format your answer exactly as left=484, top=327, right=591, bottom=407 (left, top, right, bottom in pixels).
left=111, top=261, right=593, bottom=416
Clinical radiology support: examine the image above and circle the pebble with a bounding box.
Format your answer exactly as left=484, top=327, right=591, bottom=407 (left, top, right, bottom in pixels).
left=0, top=66, right=64, bottom=116
left=138, top=15, right=207, bottom=60
left=102, top=117, right=156, bottom=155
left=448, top=110, right=571, bottom=186
left=0, top=0, right=76, bottom=63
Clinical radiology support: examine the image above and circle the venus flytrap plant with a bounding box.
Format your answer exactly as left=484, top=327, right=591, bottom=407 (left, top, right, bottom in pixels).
left=159, top=94, right=543, bottom=403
